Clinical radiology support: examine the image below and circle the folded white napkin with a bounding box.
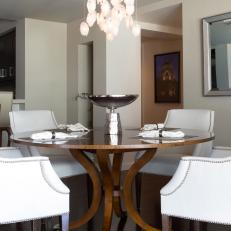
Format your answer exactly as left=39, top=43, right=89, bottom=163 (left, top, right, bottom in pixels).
left=58, top=123, right=89, bottom=132
left=141, top=123, right=164, bottom=131
left=31, top=131, right=79, bottom=140
left=140, top=138, right=185, bottom=144
left=138, top=130, right=185, bottom=138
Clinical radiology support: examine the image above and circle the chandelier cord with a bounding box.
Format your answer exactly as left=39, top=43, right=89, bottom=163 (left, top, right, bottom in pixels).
left=135, top=0, right=138, bottom=21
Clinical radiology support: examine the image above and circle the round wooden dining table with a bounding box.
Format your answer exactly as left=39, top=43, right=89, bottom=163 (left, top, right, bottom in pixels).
left=11, top=128, right=214, bottom=231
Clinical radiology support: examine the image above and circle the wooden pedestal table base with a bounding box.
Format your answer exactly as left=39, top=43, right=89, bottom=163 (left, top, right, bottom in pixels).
left=96, top=150, right=126, bottom=231
left=124, top=149, right=160, bottom=231
left=69, top=150, right=102, bottom=230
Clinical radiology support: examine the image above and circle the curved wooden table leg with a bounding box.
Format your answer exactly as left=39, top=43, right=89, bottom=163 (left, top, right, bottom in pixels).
left=123, top=149, right=160, bottom=231
left=96, top=150, right=114, bottom=231
left=112, top=153, right=126, bottom=218
left=69, top=149, right=102, bottom=230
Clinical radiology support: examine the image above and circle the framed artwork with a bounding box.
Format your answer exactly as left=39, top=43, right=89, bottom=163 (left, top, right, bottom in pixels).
left=154, top=52, right=180, bottom=103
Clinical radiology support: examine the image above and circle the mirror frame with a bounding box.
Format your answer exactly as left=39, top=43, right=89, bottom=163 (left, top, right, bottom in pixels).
left=203, top=12, right=231, bottom=96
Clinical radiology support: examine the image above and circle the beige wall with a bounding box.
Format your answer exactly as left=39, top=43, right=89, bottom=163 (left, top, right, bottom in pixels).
left=25, top=18, right=67, bottom=123
left=141, top=38, right=183, bottom=125
left=183, top=0, right=231, bottom=146
left=106, top=22, right=141, bottom=128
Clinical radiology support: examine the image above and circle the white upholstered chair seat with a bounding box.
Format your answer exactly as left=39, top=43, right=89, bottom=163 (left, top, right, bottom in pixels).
left=140, top=152, right=189, bottom=176
left=46, top=153, right=86, bottom=177
left=140, top=145, right=195, bottom=176
left=161, top=156, right=231, bottom=229
left=9, top=110, right=86, bottom=178
left=0, top=148, right=69, bottom=230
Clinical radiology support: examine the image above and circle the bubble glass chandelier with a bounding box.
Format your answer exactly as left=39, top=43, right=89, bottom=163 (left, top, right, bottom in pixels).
left=80, top=0, right=141, bottom=40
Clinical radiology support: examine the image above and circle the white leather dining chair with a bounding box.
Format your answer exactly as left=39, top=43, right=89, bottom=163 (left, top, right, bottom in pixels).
left=0, top=147, right=69, bottom=231
left=135, top=109, right=214, bottom=217
left=161, top=156, right=231, bottom=231
left=0, top=91, right=13, bottom=146
left=9, top=110, right=86, bottom=178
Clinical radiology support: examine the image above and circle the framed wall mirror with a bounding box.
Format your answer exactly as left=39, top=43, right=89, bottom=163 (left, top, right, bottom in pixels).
left=203, top=12, right=231, bottom=96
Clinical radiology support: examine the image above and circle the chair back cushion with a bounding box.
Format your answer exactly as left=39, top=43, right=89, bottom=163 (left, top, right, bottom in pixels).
left=164, top=109, right=214, bottom=132
left=9, top=110, right=58, bottom=134
left=0, top=91, right=13, bottom=127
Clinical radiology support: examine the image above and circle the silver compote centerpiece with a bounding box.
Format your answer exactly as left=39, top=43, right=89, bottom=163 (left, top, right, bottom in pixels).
left=87, top=94, right=138, bottom=135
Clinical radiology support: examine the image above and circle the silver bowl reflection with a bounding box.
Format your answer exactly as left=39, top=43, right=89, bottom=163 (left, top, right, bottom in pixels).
left=88, top=94, right=138, bottom=111
left=87, top=94, right=139, bottom=135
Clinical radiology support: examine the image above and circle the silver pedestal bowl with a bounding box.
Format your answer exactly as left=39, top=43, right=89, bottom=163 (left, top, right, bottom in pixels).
left=87, top=94, right=138, bottom=135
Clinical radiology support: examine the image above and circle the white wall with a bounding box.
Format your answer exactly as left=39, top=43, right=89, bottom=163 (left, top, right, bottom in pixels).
left=67, top=19, right=106, bottom=126
left=106, top=22, right=141, bottom=128
left=25, top=18, right=67, bottom=123
left=183, top=0, right=231, bottom=146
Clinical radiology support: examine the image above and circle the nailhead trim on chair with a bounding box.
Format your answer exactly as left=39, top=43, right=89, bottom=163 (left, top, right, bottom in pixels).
left=161, top=161, right=192, bottom=196
left=0, top=212, right=69, bottom=225
left=0, top=158, right=47, bottom=163
left=182, top=158, right=231, bottom=164
left=162, top=158, right=231, bottom=196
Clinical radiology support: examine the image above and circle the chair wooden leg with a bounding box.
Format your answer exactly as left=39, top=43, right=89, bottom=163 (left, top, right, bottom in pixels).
left=6, top=127, right=11, bottom=147
left=16, top=223, right=23, bottom=231
left=60, top=213, right=69, bottom=231
left=190, top=220, right=201, bottom=231
left=162, top=215, right=172, bottom=231
left=135, top=172, right=142, bottom=231
left=41, top=219, right=46, bottom=231
left=0, top=129, right=2, bottom=147
left=31, top=220, right=40, bottom=231
left=30, top=221, right=34, bottom=231
left=46, top=218, right=52, bottom=230
left=201, top=222, right=207, bottom=231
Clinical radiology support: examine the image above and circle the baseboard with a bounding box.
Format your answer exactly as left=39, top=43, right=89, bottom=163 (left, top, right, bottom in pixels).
left=211, top=146, right=231, bottom=157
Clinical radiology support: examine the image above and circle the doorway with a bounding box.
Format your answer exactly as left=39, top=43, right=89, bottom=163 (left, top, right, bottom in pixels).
left=77, top=42, right=93, bottom=128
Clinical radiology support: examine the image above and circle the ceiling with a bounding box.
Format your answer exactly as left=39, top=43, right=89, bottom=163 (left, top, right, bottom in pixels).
left=139, top=4, right=182, bottom=28
left=141, top=30, right=181, bottom=40
left=0, top=0, right=83, bottom=22
left=0, top=0, right=182, bottom=39
left=0, top=0, right=161, bottom=23
left=137, top=0, right=166, bottom=7
left=0, top=0, right=180, bottom=25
